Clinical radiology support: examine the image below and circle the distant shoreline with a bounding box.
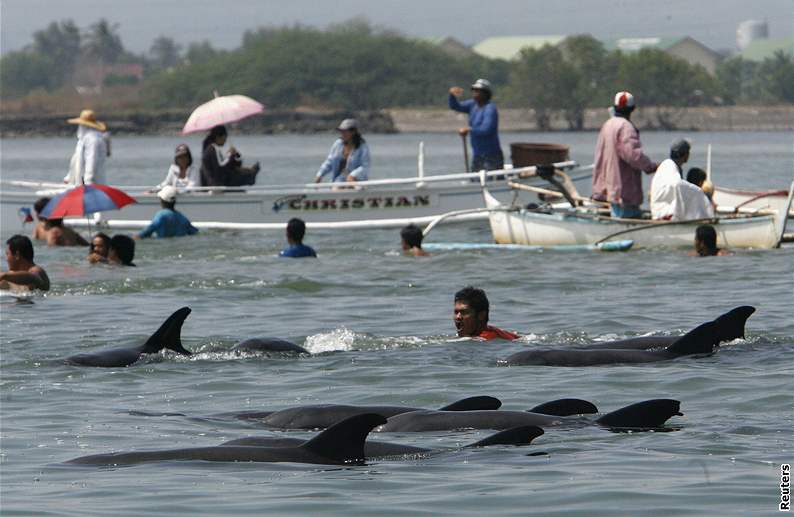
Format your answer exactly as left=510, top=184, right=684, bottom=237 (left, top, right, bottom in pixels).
left=1, top=106, right=791, bottom=137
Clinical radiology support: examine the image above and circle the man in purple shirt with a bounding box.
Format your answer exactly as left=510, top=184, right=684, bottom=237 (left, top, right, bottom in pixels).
left=591, top=91, right=657, bottom=219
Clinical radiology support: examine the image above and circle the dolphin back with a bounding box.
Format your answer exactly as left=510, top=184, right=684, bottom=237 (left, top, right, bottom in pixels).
left=596, top=399, right=682, bottom=429
left=233, top=338, right=309, bottom=354
left=469, top=426, right=544, bottom=447
left=438, top=396, right=502, bottom=411
left=141, top=307, right=192, bottom=355
left=528, top=398, right=598, bottom=416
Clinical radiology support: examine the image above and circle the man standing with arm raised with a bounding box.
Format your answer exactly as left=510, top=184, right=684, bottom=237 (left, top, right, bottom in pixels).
left=448, top=79, right=503, bottom=172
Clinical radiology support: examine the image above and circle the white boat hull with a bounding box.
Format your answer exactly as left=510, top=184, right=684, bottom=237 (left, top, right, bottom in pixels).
left=484, top=188, right=790, bottom=249
left=712, top=186, right=794, bottom=216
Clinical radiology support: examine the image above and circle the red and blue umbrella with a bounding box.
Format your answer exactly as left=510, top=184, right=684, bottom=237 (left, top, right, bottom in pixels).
left=40, top=183, right=136, bottom=218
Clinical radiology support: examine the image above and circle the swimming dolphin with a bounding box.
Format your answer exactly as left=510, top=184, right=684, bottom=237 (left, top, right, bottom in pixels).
left=220, top=425, right=545, bottom=458
left=503, top=306, right=755, bottom=366
left=225, top=395, right=504, bottom=429
left=65, top=307, right=193, bottom=367
left=375, top=399, right=682, bottom=432
left=65, top=413, right=387, bottom=467
left=232, top=337, right=309, bottom=355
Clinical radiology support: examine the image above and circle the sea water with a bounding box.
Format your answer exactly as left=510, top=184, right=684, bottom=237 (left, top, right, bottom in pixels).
left=1, top=131, right=792, bottom=515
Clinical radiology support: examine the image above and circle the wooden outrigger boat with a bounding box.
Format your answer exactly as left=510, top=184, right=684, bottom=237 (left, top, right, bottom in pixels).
left=481, top=180, right=794, bottom=250
left=712, top=185, right=794, bottom=217
left=0, top=159, right=589, bottom=232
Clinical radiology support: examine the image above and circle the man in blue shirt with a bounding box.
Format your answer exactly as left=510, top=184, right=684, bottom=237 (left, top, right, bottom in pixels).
left=279, top=218, right=317, bottom=258
left=136, top=186, right=198, bottom=239
left=448, top=78, right=504, bottom=172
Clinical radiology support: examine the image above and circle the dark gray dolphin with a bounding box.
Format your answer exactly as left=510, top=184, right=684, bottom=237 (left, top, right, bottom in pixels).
left=65, top=413, right=387, bottom=467
left=576, top=306, right=755, bottom=351
left=232, top=338, right=309, bottom=355
left=503, top=306, right=755, bottom=366
left=65, top=307, right=193, bottom=367
left=375, top=399, right=682, bottom=432
left=220, top=425, right=545, bottom=458
left=227, top=395, right=503, bottom=429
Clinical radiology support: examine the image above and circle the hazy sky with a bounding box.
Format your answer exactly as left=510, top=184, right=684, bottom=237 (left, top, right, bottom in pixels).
left=1, top=0, right=791, bottom=55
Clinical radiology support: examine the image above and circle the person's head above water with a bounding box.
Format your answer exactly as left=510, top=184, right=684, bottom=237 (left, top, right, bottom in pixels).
left=6, top=234, right=35, bottom=268
left=109, top=234, right=136, bottom=266
left=286, top=218, right=306, bottom=244
left=454, top=286, right=490, bottom=337
left=400, top=224, right=424, bottom=250
left=694, top=225, right=719, bottom=256
left=90, top=232, right=111, bottom=258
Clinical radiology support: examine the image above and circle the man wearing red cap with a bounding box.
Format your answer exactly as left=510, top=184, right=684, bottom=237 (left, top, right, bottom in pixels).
left=591, top=92, right=657, bottom=219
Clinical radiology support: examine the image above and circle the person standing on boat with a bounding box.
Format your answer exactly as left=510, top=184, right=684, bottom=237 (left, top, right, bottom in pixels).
left=135, top=186, right=198, bottom=239
left=591, top=92, right=657, bottom=218
left=315, top=118, right=371, bottom=183
left=448, top=79, right=503, bottom=172
left=200, top=125, right=260, bottom=187
left=63, top=110, right=109, bottom=186
left=156, top=144, right=200, bottom=190
left=454, top=286, right=518, bottom=341
left=650, top=139, right=713, bottom=221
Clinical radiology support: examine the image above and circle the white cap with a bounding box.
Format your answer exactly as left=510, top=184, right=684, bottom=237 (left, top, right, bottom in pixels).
left=471, top=78, right=492, bottom=92
left=158, top=185, right=178, bottom=203
left=613, top=91, right=635, bottom=109
left=337, top=118, right=358, bottom=131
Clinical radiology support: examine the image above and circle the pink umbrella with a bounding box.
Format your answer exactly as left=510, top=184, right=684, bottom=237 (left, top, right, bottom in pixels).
left=181, top=92, right=265, bottom=135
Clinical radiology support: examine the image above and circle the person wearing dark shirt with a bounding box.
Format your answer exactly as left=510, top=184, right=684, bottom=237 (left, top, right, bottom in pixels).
left=136, top=186, right=198, bottom=239
left=453, top=286, right=518, bottom=341
left=279, top=218, right=317, bottom=258
left=200, top=125, right=259, bottom=187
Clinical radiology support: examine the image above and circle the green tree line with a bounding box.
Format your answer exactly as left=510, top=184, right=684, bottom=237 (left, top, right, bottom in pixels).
left=2, top=19, right=792, bottom=123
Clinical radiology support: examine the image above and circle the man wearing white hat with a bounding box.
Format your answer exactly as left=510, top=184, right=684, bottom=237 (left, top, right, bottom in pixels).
left=448, top=78, right=503, bottom=171
left=135, top=186, right=198, bottom=239
left=63, top=109, right=110, bottom=186
left=591, top=92, right=657, bottom=218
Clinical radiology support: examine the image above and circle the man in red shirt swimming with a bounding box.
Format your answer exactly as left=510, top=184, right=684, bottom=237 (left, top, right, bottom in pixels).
left=454, top=286, right=519, bottom=341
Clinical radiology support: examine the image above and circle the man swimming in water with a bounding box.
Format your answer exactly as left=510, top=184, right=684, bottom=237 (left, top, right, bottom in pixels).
left=454, top=286, right=518, bottom=341
left=0, top=235, right=50, bottom=291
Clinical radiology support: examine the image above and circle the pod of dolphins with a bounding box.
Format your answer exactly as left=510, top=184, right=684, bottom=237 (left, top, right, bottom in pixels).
left=63, top=305, right=755, bottom=467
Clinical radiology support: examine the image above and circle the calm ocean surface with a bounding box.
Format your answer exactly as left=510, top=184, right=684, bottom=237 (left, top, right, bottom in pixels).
left=1, top=131, right=792, bottom=516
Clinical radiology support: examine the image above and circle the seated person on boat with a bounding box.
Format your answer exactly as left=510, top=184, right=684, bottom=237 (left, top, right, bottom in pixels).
left=156, top=144, right=200, bottom=190
left=454, top=286, right=518, bottom=341
left=200, top=125, right=259, bottom=187
left=279, top=218, right=317, bottom=258
left=650, top=139, right=713, bottom=221
left=315, top=118, right=370, bottom=184
left=135, top=187, right=198, bottom=239
left=31, top=197, right=89, bottom=247
left=0, top=235, right=50, bottom=292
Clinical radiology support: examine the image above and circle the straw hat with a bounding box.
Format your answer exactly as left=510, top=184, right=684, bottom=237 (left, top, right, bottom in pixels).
left=67, top=109, right=107, bottom=131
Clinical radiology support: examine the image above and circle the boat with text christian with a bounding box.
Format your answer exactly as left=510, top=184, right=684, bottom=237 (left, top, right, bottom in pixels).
left=0, top=156, right=588, bottom=232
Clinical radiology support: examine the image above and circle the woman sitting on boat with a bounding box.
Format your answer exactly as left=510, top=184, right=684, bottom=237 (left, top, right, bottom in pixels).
left=314, top=118, right=371, bottom=183
left=155, top=144, right=200, bottom=190
left=200, top=125, right=260, bottom=187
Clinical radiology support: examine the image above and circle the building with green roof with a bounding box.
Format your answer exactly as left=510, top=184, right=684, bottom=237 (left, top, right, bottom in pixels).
left=472, top=35, right=566, bottom=61
left=604, top=36, right=723, bottom=74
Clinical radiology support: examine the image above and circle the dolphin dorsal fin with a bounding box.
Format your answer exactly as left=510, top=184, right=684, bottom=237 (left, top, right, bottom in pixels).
left=301, top=413, right=386, bottom=464
left=439, top=396, right=502, bottom=411
left=713, top=306, right=755, bottom=342
left=596, top=399, right=682, bottom=428
left=469, top=426, right=544, bottom=447
left=665, top=321, right=718, bottom=356
left=528, top=398, right=598, bottom=416
left=141, top=307, right=192, bottom=355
